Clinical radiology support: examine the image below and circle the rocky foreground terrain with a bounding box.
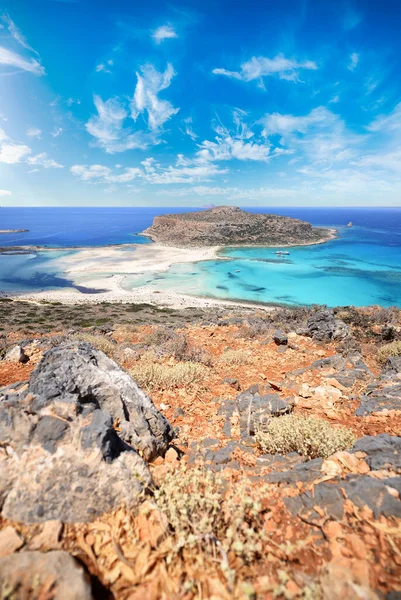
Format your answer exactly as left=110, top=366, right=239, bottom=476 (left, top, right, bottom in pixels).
left=142, top=206, right=333, bottom=247
left=0, top=299, right=401, bottom=599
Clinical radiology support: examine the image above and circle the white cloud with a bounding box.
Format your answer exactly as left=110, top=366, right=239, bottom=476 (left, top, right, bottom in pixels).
left=261, top=106, right=334, bottom=136
left=152, top=25, right=178, bottom=44
left=51, top=127, right=63, bottom=137
left=1, top=13, right=37, bottom=54
left=86, top=64, right=178, bottom=153
left=213, top=54, right=317, bottom=86
left=86, top=95, right=154, bottom=153
left=0, top=46, right=45, bottom=75
left=71, top=164, right=112, bottom=181
left=131, top=63, right=179, bottom=130
left=367, top=102, right=401, bottom=132
left=0, top=189, right=11, bottom=196
left=181, top=117, right=197, bottom=140
left=0, top=143, right=31, bottom=163
left=26, top=127, right=42, bottom=138
left=27, top=153, right=63, bottom=169
left=348, top=52, right=359, bottom=71
left=96, top=59, right=113, bottom=74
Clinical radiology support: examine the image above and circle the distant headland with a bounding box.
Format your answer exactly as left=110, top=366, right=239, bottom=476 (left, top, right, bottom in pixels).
left=142, top=206, right=335, bottom=248
left=0, top=229, right=29, bottom=234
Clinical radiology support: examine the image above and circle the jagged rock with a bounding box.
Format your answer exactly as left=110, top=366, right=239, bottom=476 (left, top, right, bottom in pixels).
left=0, top=526, right=23, bottom=557
left=4, top=344, right=29, bottom=364
left=0, top=342, right=174, bottom=522
left=307, top=310, right=349, bottom=342
left=0, top=551, right=92, bottom=599
left=355, top=381, right=401, bottom=415
left=382, top=356, right=401, bottom=376
left=273, top=330, right=288, bottom=346
left=352, top=435, right=401, bottom=472
left=312, top=355, right=347, bottom=371
left=237, top=386, right=294, bottom=438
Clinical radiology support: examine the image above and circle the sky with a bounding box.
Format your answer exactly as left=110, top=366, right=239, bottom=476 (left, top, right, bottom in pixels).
left=1, top=0, right=401, bottom=207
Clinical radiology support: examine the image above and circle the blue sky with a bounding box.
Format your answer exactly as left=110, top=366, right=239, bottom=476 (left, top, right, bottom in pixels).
left=1, top=0, right=401, bottom=206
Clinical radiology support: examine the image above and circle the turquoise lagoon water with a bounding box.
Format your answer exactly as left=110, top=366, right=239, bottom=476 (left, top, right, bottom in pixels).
left=1, top=207, right=401, bottom=307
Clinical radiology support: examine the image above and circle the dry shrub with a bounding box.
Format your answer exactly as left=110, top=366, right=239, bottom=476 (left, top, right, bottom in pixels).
left=130, top=361, right=207, bottom=390
left=144, top=327, right=213, bottom=366
left=256, top=414, right=355, bottom=459
left=154, top=464, right=268, bottom=564
left=112, top=323, right=138, bottom=342
left=377, top=340, right=401, bottom=364
left=71, top=332, right=116, bottom=358
left=219, top=349, right=251, bottom=365
left=235, top=318, right=270, bottom=339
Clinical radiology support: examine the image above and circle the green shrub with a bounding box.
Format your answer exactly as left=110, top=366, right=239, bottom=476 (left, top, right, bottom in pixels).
left=130, top=361, right=207, bottom=390
left=154, top=464, right=268, bottom=562
left=255, top=414, right=355, bottom=459
left=377, top=341, right=401, bottom=364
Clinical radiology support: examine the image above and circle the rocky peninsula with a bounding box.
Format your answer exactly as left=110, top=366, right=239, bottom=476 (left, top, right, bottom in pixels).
left=143, top=205, right=334, bottom=247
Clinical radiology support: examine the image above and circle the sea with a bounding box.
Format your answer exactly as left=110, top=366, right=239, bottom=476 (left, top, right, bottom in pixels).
left=1, top=206, right=401, bottom=307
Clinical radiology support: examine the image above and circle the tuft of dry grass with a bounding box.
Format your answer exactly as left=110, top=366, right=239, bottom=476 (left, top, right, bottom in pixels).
left=219, top=348, right=251, bottom=366
left=255, top=414, right=355, bottom=459
left=71, top=332, right=116, bottom=358
left=377, top=341, right=401, bottom=364
left=144, top=326, right=213, bottom=366
left=153, top=464, right=268, bottom=564
left=130, top=361, right=207, bottom=390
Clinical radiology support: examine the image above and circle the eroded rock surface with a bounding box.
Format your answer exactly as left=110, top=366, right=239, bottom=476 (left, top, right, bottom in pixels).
left=0, top=342, right=174, bottom=522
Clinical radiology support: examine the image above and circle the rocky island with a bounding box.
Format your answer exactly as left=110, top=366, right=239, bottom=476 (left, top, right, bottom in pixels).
left=0, top=229, right=29, bottom=234
left=143, top=205, right=334, bottom=247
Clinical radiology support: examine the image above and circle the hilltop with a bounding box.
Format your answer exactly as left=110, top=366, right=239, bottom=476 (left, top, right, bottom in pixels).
left=142, top=206, right=334, bottom=247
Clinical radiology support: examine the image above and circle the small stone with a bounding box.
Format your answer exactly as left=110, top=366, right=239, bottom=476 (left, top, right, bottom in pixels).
left=4, top=345, right=29, bottom=364
left=174, top=407, right=185, bottom=418
left=221, top=377, right=241, bottom=391
left=29, top=521, right=63, bottom=551
left=0, top=526, right=23, bottom=557
left=165, top=447, right=179, bottom=464
left=273, top=330, right=288, bottom=346
left=0, top=551, right=92, bottom=599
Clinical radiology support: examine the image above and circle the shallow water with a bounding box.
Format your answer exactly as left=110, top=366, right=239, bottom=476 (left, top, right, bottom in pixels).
left=1, top=207, right=401, bottom=306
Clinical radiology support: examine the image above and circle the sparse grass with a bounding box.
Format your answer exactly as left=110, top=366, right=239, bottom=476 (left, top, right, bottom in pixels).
left=377, top=340, right=401, bottom=364
left=154, top=464, right=268, bottom=564
left=256, top=414, right=356, bottom=459
left=130, top=361, right=207, bottom=390
left=71, top=332, right=116, bottom=358
left=219, top=348, right=251, bottom=365
left=144, top=326, right=213, bottom=365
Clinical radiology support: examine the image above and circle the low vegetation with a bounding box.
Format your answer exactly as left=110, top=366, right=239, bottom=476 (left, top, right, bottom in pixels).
left=377, top=340, right=401, bottom=364
left=71, top=332, right=116, bottom=358
left=255, top=414, right=356, bottom=459
left=154, top=464, right=268, bottom=565
left=219, top=348, right=251, bottom=365
left=144, top=326, right=213, bottom=365
left=130, top=361, right=207, bottom=390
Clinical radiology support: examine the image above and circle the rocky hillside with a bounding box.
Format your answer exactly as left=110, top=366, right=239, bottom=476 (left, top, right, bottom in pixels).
left=0, top=300, right=401, bottom=599
left=142, top=206, right=334, bottom=247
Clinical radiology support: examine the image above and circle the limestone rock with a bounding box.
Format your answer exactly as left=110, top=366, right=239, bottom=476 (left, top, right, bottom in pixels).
left=307, top=310, right=349, bottom=342
left=273, top=330, right=288, bottom=346
left=4, top=344, right=29, bottom=364
left=0, top=342, right=174, bottom=522
left=0, top=526, right=23, bottom=557
left=0, top=551, right=92, bottom=599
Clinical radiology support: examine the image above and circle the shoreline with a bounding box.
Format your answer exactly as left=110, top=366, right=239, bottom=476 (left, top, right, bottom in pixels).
left=0, top=230, right=338, bottom=309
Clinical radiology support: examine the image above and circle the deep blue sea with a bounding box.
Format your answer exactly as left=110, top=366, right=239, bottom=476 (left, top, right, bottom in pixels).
left=1, top=207, right=401, bottom=307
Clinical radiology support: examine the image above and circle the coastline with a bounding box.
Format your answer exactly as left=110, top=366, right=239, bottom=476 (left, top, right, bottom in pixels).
left=0, top=230, right=338, bottom=309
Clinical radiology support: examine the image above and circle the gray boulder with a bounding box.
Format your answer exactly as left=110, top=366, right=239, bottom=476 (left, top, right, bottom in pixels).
left=273, top=330, right=288, bottom=346
left=237, top=384, right=294, bottom=439
left=0, top=342, right=174, bottom=522
left=4, top=344, right=29, bottom=364
left=0, top=551, right=92, bottom=599
left=307, top=310, right=349, bottom=342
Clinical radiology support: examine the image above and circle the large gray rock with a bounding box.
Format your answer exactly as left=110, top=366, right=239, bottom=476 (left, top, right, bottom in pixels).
left=0, top=551, right=92, bottom=599
left=307, top=310, right=349, bottom=342
left=0, top=342, right=174, bottom=522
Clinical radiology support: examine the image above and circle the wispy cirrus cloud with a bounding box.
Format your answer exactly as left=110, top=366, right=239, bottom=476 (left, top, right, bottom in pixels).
left=27, top=152, right=63, bottom=169
left=0, top=47, right=45, bottom=75
left=213, top=54, right=317, bottom=86
left=348, top=52, right=359, bottom=71
left=0, top=15, right=45, bottom=75
left=86, top=63, right=179, bottom=153
left=96, top=59, right=113, bottom=74
left=152, top=25, right=178, bottom=44
left=26, top=127, right=42, bottom=138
